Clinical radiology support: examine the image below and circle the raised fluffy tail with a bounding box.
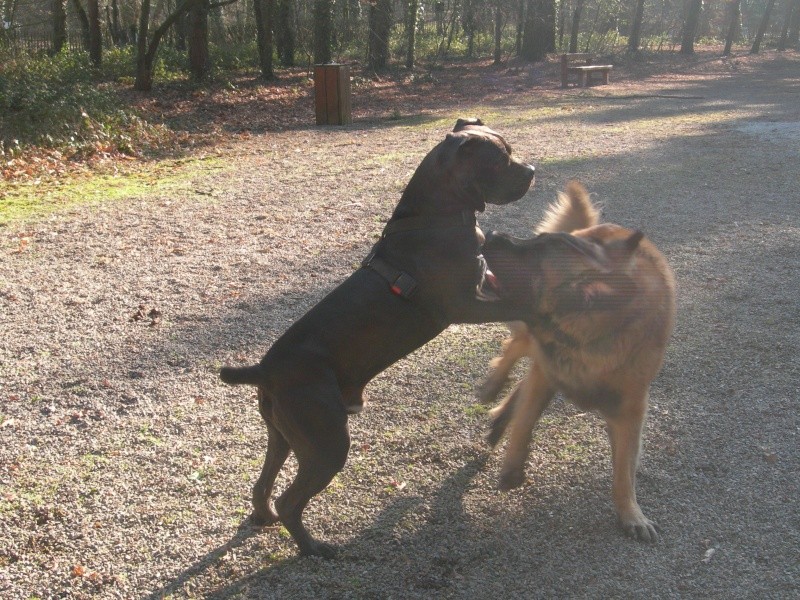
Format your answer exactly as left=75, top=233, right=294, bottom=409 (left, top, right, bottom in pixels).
left=219, top=364, right=265, bottom=386
left=535, top=180, right=600, bottom=234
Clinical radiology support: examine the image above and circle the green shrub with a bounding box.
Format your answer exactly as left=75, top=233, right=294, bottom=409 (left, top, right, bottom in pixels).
left=572, top=31, right=625, bottom=55
left=1, top=50, right=108, bottom=142
left=0, top=48, right=171, bottom=159
left=152, top=44, right=192, bottom=82
left=211, top=40, right=259, bottom=73
left=101, top=45, right=136, bottom=82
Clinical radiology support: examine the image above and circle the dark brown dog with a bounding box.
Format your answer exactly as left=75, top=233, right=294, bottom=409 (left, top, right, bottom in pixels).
left=479, top=181, right=675, bottom=542
left=220, top=119, right=535, bottom=557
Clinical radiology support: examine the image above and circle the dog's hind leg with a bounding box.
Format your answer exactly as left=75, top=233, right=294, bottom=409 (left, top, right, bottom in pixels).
left=604, top=390, right=660, bottom=542
left=276, top=434, right=350, bottom=558
left=493, top=362, right=555, bottom=490
left=487, top=379, right=523, bottom=448
left=273, top=386, right=350, bottom=558
left=251, top=420, right=290, bottom=526
left=477, top=322, right=532, bottom=405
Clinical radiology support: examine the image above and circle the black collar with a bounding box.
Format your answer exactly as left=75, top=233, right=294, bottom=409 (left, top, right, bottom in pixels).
left=380, top=209, right=476, bottom=238
left=362, top=209, right=477, bottom=299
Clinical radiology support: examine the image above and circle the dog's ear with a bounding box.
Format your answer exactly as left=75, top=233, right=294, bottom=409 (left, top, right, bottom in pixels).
left=576, top=279, right=617, bottom=308
left=453, top=117, right=484, bottom=132
left=603, top=230, right=644, bottom=266
left=571, top=239, right=640, bottom=311
left=546, top=246, right=623, bottom=312
left=623, top=230, right=644, bottom=253
left=441, top=132, right=474, bottom=162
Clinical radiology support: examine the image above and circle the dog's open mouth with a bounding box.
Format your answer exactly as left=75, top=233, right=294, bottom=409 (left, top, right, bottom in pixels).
left=477, top=255, right=502, bottom=301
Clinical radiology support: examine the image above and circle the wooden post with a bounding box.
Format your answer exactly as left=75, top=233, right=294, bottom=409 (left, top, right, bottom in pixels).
left=314, top=64, right=352, bottom=126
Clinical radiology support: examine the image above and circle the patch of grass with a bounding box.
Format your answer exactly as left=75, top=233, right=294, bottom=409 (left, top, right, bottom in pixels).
left=464, top=403, right=490, bottom=418
left=80, top=453, right=108, bottom=470
left=538, top=155, right=597, bottom=168
left=366, top=150, right=417, bottom=167
left=324, top=474, right=343, bottom=493
left=538, top=411, right=604, bottom=465
left=0, top=155, right=228, bottom=225
left=137, top=425, right=163, bottom=447
left=268, top=549, right=292, bottom=561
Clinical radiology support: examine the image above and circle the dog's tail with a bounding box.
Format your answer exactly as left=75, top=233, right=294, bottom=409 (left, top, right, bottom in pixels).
left=220, top=364, right=265, bottom=387
left=536, top=180, right=600, bottom=234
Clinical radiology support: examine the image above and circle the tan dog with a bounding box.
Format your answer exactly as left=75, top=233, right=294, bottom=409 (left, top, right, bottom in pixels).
left=478, top=181, right=676, bottom=542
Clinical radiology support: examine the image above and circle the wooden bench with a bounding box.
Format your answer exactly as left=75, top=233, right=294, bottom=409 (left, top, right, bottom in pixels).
left=560, top=53, right=613, bottom=88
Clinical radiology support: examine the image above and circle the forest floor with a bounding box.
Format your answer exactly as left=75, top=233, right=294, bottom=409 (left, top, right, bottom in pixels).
left=1, top=48, right=799, bottom=599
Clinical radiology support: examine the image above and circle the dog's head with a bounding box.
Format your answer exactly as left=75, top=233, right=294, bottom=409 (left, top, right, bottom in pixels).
left=481, top=225, right=644, bottom=316
left=402, top=118, right=535, bottom=214
left=445, top=118, right=535, bottom=211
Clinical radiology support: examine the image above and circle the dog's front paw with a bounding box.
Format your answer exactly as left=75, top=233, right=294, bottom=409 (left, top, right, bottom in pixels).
left=249, top=505, right=280, bottom=527
left=620, top=515, right=660, bottom=543
left=299, top=539, right=338, bottom=559
left=498, top=468, right=525, bottom=490
left=486, top=409, right=512, bottom=449
left=477, top=377, right=505, bottom=405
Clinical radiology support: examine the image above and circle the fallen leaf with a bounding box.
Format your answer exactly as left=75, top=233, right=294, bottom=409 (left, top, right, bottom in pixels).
left=11, top=237, right=29, bottom=254
left=71, top=564, right=87, bottom=577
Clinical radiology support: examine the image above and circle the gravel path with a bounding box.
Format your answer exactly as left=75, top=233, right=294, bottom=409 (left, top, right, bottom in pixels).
left=1, top=51, right=798, bottom=599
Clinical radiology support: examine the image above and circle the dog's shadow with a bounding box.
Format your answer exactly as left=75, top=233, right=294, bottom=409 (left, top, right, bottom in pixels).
left=142, top=519, right=260, bottom=600
left=145, top=456, right=489, bottom=599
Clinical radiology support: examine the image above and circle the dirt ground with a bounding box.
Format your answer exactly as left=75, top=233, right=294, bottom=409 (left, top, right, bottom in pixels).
left=1, top=49, right=799, bottom=599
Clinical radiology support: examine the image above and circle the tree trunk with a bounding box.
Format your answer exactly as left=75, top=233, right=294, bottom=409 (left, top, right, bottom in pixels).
left=88, top=0, right=101, bottom=66
left=135, top=0, right=153, bottom=90
left=174, top=12, right=187, bottom=50
left=435, top=0, right=445, bottom=36
left=443, top=0, right=459, bottom=57
left=750, top=0, right=776, bottom=53
left=463, top=0, right=476, bottom=58
left=405, top=0, right=419, bottom=68
left=367, top=0, right=392, bottom=71
left=777, top=0, right=798, bottom=50
left=628, top=0, right=645, bottom=52
left=680, top=0, right=703, bottom=55
left=723, top=0, right=740, bottom=55
left=515, top=0, right=525, bottom=54
left=188, top=1, right=210, bottom=81
left=70, top=0, right=90, bottom=50
left=52, top=0, right=67, bottom=54
left=521, top=0, right=555, bottom=61
left=134, top=0, right=195, bottom=91
left=106, top=0, right=126, bottom=45
left=313, top=0, right=332, bottom=64
left=340, top=0, right=359, bottom=44
left=275, top=0, right=294, bottom=66
left=790, top=0, right=800, bottom=47
left=253, top=0, right=274, bottom=78
left=494, top=2, right=503, bottom=64
left=569, top=0, right=584, bottom=53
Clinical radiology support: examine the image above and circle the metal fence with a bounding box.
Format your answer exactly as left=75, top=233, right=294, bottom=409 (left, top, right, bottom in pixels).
left=0, top=30, right=85, bottom=53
